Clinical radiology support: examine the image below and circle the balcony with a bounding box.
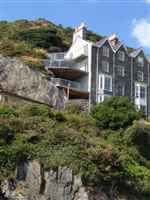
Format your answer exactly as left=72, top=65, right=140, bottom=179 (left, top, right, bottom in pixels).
left=52, top=78, right=80, bottom=90
left=51, top=77, right=89, bottom=99
left=44, top=59, right=88, bottom=81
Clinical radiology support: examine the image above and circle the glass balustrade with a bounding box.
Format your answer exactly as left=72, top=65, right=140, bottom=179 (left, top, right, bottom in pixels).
left=44, top=59, right=88, bottom=72
left=51, top=78, right=83, bottom=91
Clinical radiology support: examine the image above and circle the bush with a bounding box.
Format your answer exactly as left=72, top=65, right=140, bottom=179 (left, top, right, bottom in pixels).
left=0, top=106, right=17, bottom=117
left=91, top=96, right=144, bottom=130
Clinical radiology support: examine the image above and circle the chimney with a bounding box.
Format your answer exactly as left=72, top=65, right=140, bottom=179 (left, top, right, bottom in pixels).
left=73, top=23, right=87, bottom=43
left=108, top=33, right=119, bottom=46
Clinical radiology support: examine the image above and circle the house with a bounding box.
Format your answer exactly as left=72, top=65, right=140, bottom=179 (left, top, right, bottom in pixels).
left=46, top=23, right=150, bottom=116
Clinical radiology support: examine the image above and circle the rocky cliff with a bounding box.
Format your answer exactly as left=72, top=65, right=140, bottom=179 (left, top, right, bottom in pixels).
left=0, top=161, right=141, bottom=200
left=0, top=55, right=66, bottom=108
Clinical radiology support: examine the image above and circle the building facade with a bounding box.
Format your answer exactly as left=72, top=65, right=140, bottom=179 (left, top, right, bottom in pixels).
left=46, top=23, right=150, bottom=116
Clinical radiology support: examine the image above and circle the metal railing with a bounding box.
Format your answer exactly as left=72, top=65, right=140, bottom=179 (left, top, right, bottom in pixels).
left=47, top=53, right=66, bottom=61
left=51, top=78, right=88, bottom=92
left=44, top=59, right=75, bottom=68
left=51, top=78, right=81, bottom=90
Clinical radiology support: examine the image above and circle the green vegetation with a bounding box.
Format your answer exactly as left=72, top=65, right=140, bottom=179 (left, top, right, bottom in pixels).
left=91, top=96, right=144, bottom=130
left=0, top=19, right=103, bottom=70
left=0, top=98, right=150, bottom=198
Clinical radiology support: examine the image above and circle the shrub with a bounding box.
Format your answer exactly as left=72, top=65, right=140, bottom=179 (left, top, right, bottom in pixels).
left=91, top=96, right=144, bottom=130
left=0, top=106, right=17, bottom=117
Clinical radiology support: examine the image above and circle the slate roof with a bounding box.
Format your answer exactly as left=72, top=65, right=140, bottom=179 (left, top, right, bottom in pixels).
left=96, top=37, right=108, bottom=47
left=130, top=47, right=143, bottom=58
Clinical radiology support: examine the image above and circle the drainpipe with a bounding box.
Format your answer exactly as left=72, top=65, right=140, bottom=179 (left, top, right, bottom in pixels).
left=96, top=47, right=100, bottom=103
left=67, top=83, right=71, bottom=101
left=147, top=63, right=149, bottom=119
left=112, top=52, right=115, bottom=96
left=88, top=44, right=92, bottom=114
left=131, top=58, right=133, bottom=102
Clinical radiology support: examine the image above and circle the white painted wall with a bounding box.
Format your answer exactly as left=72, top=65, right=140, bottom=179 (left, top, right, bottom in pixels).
left=65, top=38, right=88, bottom=60
left=134, top=82, right=147, bottom=106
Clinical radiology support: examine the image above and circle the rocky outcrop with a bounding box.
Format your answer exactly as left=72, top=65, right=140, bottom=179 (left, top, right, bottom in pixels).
left=0, top=161, right=142, bottom=200
left=0, top=56, right=66, bottom=108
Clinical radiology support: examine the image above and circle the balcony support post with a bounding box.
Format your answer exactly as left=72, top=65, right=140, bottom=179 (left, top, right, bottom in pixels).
left=67, top=83, right=71, bottom=100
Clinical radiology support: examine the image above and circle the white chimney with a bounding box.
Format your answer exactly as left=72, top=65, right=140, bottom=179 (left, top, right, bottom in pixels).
left=73, top=23, right=87, bottom=43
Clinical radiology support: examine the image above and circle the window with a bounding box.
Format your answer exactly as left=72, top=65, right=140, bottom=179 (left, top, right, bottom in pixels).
left=102, top=46, right=109, bottom=57
left=55, top=53, right=65, bottom=60
left=140, top=86, right=146, bottom=98
left=117, top=65, right=125, bottom=77
left=135, top=84, right=146, bottom=99
left=100, top=76, right=103, bottom=89
left=135, top=85, right=139, bottom=98
left=102, top=61, right=109, bottom=73
left=137, top=71, right=143, bottom=81
left=104, top=76, right=112, bottom=91
left=118, top=85, right=125, bottom=96
left=118, top=51, right=125, bottom=61
left=137, top=56, right=144, bottom=67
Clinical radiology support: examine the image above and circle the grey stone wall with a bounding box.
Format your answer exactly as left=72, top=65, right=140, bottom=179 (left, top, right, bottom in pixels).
left=132, top=52, right=149, bottom=115
left=0, top=56, right=66, bottom=109
left=90, top=46, right=97, bottom=105
left=90, top=41, right=114, bottom=105
left=90, top=43, right=150, bottom=117
left=114, top=46, right=131, bottom=99
left=0, top=161, right=144, bottom=200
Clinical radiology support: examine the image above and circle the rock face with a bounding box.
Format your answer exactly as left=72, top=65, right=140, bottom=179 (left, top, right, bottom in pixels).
left=0, top=161, right=141, bottom=200
left=0, top=56, right=66, bottom=108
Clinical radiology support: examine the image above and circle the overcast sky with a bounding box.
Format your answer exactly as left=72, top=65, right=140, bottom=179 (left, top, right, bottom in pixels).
left=0, top=0, right=150, bottom=53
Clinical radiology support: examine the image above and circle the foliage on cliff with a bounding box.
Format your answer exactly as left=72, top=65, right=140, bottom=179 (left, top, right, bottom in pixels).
left=0, top=97, right=149, bottom=199
left=0, top=19, right=103, bottom=69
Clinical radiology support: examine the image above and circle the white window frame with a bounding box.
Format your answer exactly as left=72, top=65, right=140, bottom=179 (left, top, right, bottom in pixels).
left=118, top=85, right=125, bottom=96
left=137, top=71, right=143, bottom=81
left=102, top=61, right=109, bottom=73
left=135, top=85, right=139, bottom=98
left=100, top=75, right=103, bottom=89
left=102, top=46, right=109, bottom=57
left=98, top=74, right=112, bottom=92
left=104, top=75, right=112, bottom=91
left=118, top=51, right=125, bottom=62
left=135, top=84, right=146, bottom=99
left=140, top=86, right=146, bottom=99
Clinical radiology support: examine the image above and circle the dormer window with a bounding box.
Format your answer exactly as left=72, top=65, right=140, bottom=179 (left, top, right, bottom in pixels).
left=137, top=56, right=144, bottom=67
left=118, top=51, right=125, bottom=61
left=102, top=46, right=109, bottom=57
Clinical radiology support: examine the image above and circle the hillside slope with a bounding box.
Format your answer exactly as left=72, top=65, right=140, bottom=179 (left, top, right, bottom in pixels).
left=0, top=103, right=150, bottom=199
left=0, top=19, right=103, bottom=70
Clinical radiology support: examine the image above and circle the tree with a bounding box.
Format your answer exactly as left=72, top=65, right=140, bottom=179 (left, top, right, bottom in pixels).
left=91, top=96, right=144, bottom=130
